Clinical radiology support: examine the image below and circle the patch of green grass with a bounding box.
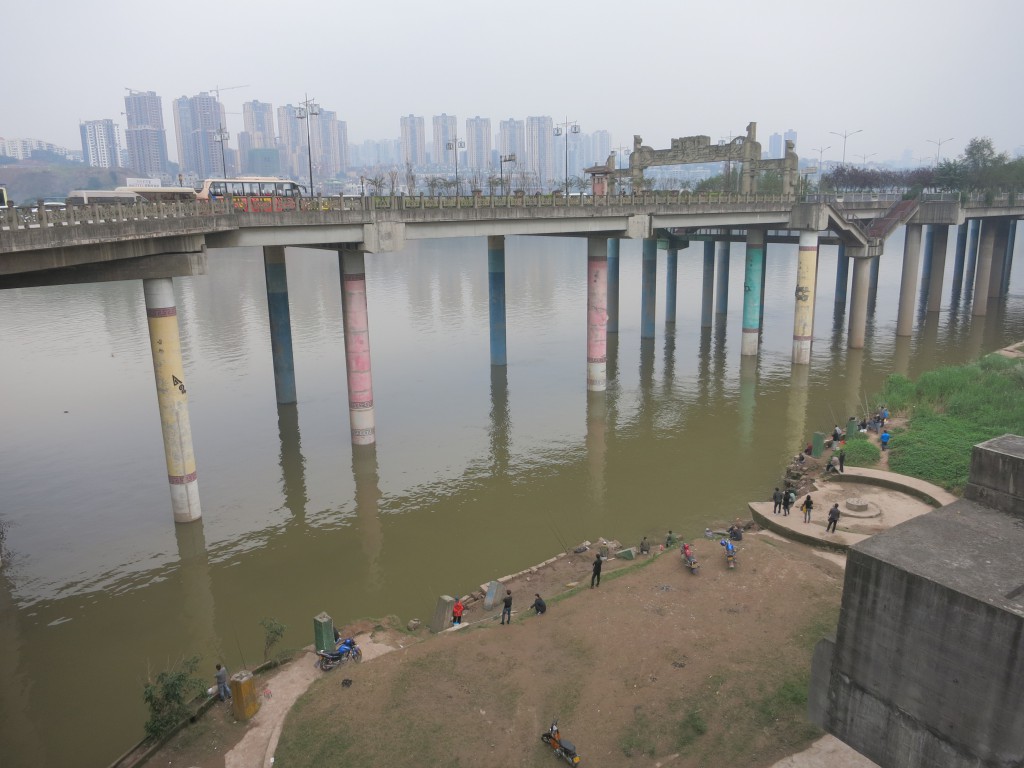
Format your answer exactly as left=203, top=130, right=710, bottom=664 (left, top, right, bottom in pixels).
left=673, top=707, right=708, bottom=749
left=840, top=430, right=880, bottom=467
left=619, top=708, right=659, bottom=757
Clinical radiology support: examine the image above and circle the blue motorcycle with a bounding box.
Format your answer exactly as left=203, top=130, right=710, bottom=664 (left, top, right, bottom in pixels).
left=315, top=636, right=363, bottom=670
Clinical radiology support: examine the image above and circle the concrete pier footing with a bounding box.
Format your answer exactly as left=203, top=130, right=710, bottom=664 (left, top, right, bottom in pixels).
left=339, top=251, right=376, bottom=445
left=487, top=235, right=507, bottom=366
left=263, top=246, right=297, bottom=404
left=587, top=236, right=609, bottom=392
left=896, top=224, right=923, bottom=336
left=143, top=277, right=201, bottom=523
left=791, top=230, right=818, bottom=364
left=741, top=228, right=765, bottom=357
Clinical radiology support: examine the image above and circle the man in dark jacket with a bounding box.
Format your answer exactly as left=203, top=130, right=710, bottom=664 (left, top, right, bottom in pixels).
left=591, top=553, right=603, bottom=588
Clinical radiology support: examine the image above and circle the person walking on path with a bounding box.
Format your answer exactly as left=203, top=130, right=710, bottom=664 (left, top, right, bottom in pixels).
left=838, top=448, right=846, bottom=473
left=215, top=663, right=232, bottom=702
left=532, top=593, right=547, bottom=615
left=801, top=495, right=814, bottom=524
left=772, top=487, right=783, bottom=515
left=783, top=489, right=795, bottom=516
left=880, top=430, right=890, bottom=451
left=826, top=503, right=841, bottom=533
left=500, top=590, right=513, bottom=625
left=452, top=597, right=465, bottom=625
left=591, top=552, right=603, bottom=588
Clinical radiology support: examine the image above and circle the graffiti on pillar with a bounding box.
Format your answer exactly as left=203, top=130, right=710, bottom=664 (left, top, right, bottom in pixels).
left=795, top=285, right=811, bottom=302
left=172, top=374, right=187, bottom=394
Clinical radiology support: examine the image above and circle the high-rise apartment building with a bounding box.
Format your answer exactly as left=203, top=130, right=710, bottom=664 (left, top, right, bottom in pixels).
left=768, top=133, right=783, bottom=160
left=123, top=90, right=168, bottom=177
left=79, top=119, right=121, bottom=169
left=276, top=104, right=306, bottom=182
left=525, top=116, right=555, bottom=190
left=432, top=113, right=457, bottom=168
left=242, top=101, right=276, bottom=148
left=590, top=130, right=611, bottom=167
left=173, top=93, right=226, bottom=178
left=784, top=128, right=797, bottom=151
left=498, top=118, right=526, bottom=164
left=400, top=115, right=426, bottom=168
left=465, top=116, right=491, bottom=171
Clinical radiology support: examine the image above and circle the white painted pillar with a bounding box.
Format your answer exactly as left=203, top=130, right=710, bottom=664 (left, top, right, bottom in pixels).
left=791, top=230, right=819, bottom=364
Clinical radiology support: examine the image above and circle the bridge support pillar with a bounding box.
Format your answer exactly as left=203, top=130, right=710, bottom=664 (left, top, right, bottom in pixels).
left=972, top=220, right=997, bottom=317
left=641, top=237, right=657, bottom=338
left=665, top=245, right=678, bottom=325
left=587, top=236, right=609, bottom=392
left=791, top=230, right=818, bottom=364
left=834, top=243, right=849, bottom=309
left=951, top=222, right=968, bottom=300
left=715, top=234, right=730, bottom=314
left=926, top=225, right=949, bottom=312
left=895, top=223, right=923, bottom=337
left=339, top=251, right=376, bottom=445
left=759, top=247, right=768, bottom=330
left=848, top=257, right=871, bottom=349
left=868, top=253, right=881, bottom=309
left=701, top=240, right=715, bottom=327
left=988, top=219, right=1010, bottom=298
left=964, top=219, right=981, bottom=297
left=741, top=228, right=765, bottom=357
left=143, top=277, right=201, bottom=523
left=1002, top=220, right=1018, bottom=296
left=263, top=246, right=297, bottom=404
left=918, top=226, right=935, bottom=309
left=487, top=235, right=507, bottom=365
left=607, top=238, right=620, bottom=334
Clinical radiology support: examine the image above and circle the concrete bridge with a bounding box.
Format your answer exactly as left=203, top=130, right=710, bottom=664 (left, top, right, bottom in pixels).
left=1, top=191, right=1020, bottom=523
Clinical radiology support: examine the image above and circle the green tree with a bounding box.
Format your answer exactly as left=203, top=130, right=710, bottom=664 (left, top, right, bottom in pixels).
left=260, top=617, right=286, bottom=662
left=142, top=656, right=205, bottom=739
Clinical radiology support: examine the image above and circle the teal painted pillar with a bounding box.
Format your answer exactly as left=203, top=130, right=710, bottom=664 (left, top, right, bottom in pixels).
left=758, top=246, right=767, bottom=330
left=607, top=238, right=620, bottom=334
left=701, top=240, right=714, bottom=327
left=487, top=235, right=507, bottom=366
left=665, top=245, right=678, bottom=325
left=741, top=228, right=765, bottom=356
left=263, top=246, right=297, bottom=405
left=715, top=234, right=730, bottom=314
left=834, top=243, right=849, bottom=308
left=641, top=238, right=657, bottom=339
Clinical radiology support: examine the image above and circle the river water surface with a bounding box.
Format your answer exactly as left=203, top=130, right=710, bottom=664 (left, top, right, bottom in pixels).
left=1, top=227, right=1021, bottom=766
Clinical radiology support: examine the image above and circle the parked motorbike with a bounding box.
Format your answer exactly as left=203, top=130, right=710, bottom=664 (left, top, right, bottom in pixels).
left=720, top=538, right=737, bottom=569
left=541, top=718, right=581, bottom=765
left=315, top=637, right=363, bottom=670
left=680, top=543, right=699, bottom=575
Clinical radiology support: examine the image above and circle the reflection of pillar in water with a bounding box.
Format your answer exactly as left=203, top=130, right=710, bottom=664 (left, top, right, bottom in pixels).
left=971, top=220, right=996, bottom=316
left=663, top=326, right=676, bottom=395
left=741, top=228, right=765, bottom=356
left=352, top=444, right=383, bottom=589
left=844, top=347, right=866, bottom=426
left=0, top=571, right=45, bottom=763
left=701, top=240, right=715, bottom=327
left=738, top=355, right=757, bottom=450
left=339, top=250, right=376, bottom=444
left=144, top=277, right=201, bottom=523
left=276, top=403, right=308, bottom=520
left=713, top=314, right=728, bottom=389
left=585, top=390, right=608, bottom=506
left=920, top=311, right=940, bottom=364
left=697, top=326, right=713, bottom=404
left=638, top=338, right=655, bottom=431
left=665, top=245, right=678, bottom=325
left=892, top=335, right=911, bottom=379
left=487, top=235, right=507, bottom=366
left=607, top=238, right=620, bottom=334
left=950, top=222, right=968, bottom=302
left=966, top=313, right=986, bottom=361
left=835, top=243, right=849, bottom=308
left=488, top=365, right=510, bottom=476
left=641, top=238, right=657, bottom=339
left=791, top=231, right=819, bottom=364
left=715, top=234, right=731, bottom=314
left=785, top=362, right=810, bottom=457
left=263, top=246, right=297, bottom=404
left=896, top=224, right=922, bottom=337
left=587, top=236, right=609, bottom=391
left=926, top=225, right=949, bottom=313
left=174, top=519, right=219, bottom=663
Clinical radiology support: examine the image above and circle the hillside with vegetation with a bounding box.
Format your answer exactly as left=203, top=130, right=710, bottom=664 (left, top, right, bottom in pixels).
left=0, top=161, right=134, bottom=205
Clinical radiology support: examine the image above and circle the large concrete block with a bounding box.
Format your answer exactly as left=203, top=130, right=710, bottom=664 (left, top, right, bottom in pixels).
left=430, top=595, right=455, bottom=633
left=483, top=580, right=501, bottom=610
left=313, top=612, right=334, bottom=652
left=229, top=670, right=260, bottom=721
left=964, top=434, right=1024, bottom=516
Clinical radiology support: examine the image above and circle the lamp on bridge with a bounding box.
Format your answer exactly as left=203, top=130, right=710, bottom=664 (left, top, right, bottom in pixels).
left=611, top=146, right=630, bottom=195
left=297, top=95, right=320, bottom=196
left=926, top=137, right=955, bottom=165
left=499, top=153, right=516, bottom=196
left=554, top=119, right=580, bottom=197
left=856, top=153, right=877, bottom=167
left=447, top=137, right=466, bottom=196
left=829, top=128, right=863, bottom=165
left=214, top=126, right=230, bottom=178
left=810, top=145, right=830, bottom=190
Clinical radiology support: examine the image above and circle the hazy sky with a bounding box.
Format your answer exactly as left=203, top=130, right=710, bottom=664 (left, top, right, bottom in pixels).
left=5, top=0, right=1022, bottom=165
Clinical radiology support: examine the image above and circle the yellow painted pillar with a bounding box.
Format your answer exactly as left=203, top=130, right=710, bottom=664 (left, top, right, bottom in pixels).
left=144, top=278, right=201, bottom=523
left=792, top=231, right=819, bottom=364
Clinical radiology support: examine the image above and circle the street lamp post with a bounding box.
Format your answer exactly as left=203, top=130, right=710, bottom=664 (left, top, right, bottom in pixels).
left=611, top=145, right=630, bottom=194
left=447, top=137, right=466, bottom=195
left=926, top=137, right=954, bottom=165
left=554, top=119, right=580, bottom=196
left=297, top=95, right=320, bottom=196
left=214, top=125, right=230, bottom=178
left=855, top=153, right=877, bottom=166
left=499, top=153, right=516, bottom=196
left=810, top=145, right=830, bottom=189
left=829, top=128, right=863, bottom=165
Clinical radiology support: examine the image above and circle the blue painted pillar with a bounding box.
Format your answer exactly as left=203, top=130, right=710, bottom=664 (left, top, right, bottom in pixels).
left=834, top=242, right=849, bottom=308
left=741, top=228, right=765, bottom=356
left=1003, top=220, right=1018, bottom=296
left=715, top=233, right=730, bottom=314
left=641, top=237, right=657, bottom=339
left=665, top=245, right=678, bottom=325
left=487, top=235, right=507, bottom=365
left=758, top=246, right=767, bottom=330
left=263, top=246, right=297, bottom=405
left=606, top=238, right=620, bottom=334
left=951, top=222, right=968, bottom=298
left=701, top=240, right=715, bottom=327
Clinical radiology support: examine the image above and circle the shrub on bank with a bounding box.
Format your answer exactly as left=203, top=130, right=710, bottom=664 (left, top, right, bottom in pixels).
left=840, top=430, right=880, bottom=467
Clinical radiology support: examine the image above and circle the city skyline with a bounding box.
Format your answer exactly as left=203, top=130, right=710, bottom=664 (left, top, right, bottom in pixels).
left=4, top=0, right=1022, bottom=172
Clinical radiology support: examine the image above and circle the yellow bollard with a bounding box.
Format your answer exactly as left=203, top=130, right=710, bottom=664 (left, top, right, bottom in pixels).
left=229, top=670, right=260, bottom=721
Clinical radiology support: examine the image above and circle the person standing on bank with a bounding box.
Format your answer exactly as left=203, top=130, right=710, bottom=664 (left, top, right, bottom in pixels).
left=532, top=593, right=547, bottom=615
left=772, top=487, right=783, bottom=515
left=838, top=448, right=846, bottom=473
left=826, top=503, right=841, bottom=533
left=215, top=663, right=231, bottom=702
left=452, top=597, right=465, bottom=626
left=880, top=430, right=890, bottom=451
left=500, top=589, right=513, bottom=625
left=591, top=552, right=603, bottom=588
left=801, top=494, right=814, bottom=524
left=783, top=488, right=795, bottom=516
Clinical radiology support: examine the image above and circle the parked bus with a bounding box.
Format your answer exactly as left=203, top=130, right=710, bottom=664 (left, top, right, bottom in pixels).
left=66, top=189, right=143, bottom=205
left=196, top=177, right=303, bottom=212
left=115, top=186, right=197, bottom=203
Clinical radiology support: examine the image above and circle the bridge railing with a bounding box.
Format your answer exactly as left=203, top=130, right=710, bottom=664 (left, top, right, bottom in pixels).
left=2, top=199, right=232, bottom=230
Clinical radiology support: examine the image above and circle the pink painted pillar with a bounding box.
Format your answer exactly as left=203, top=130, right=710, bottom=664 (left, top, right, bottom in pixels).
left=339, top=250, right=376, bottom=445
left=587, top=236, right=609, bottom=392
